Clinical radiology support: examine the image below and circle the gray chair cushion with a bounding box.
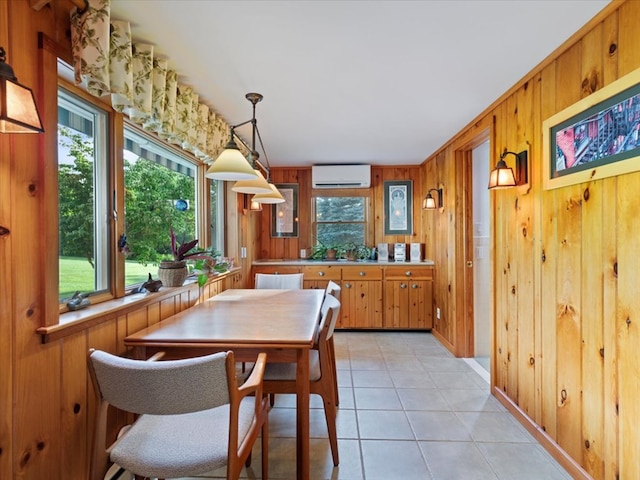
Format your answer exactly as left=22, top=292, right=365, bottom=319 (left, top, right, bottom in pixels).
left=111, top=397, right=255, bottom=478
left=263, top=350, right=321, bottom=382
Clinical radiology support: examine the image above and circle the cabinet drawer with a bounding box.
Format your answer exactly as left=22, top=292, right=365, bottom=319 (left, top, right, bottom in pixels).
left=252, top=266, right=300, bottom=275
left=302, top=265, right=341, bottom=281
left=385, top=266, right=433, bottom=280
left=341, top=266, right=383, bottom=280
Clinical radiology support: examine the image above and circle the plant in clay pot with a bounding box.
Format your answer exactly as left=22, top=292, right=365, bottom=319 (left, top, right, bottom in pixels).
left=158, top=228, right=216, bottom=287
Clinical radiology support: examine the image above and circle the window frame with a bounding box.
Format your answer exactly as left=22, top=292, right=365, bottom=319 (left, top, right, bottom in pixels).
left=311, top=189, right=373, bottom=248
left=57, top=86, right=112, bottom=302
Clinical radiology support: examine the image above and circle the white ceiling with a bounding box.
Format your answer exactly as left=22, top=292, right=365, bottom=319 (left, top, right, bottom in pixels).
left=110, top=0, right=610, bottom=168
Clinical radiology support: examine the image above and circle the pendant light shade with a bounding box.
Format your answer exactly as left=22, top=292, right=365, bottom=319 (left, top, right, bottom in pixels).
left=231, top=168, right=272, bottom=194
left=0, top=46, right=44, bottom=133
left=205, top=137, right=258, bottom=180
left=252, top=183, right=285, bottom=204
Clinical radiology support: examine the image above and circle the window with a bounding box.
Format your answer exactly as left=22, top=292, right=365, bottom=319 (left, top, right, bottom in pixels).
left=123, top=127, right=201, bottom=288
left=57, top=88, right=225, bottom=304
left=314, top=196, right=367, bottom=247
left=58, top=88, right=110, bottom=301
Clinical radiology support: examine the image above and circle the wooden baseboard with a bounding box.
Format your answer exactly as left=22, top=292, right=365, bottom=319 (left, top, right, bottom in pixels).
left=492, top=387, right=593, bottom=480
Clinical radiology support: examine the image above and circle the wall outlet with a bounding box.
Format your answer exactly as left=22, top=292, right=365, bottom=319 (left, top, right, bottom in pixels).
left=436, top=307, right=441, bottom=319
left=240, top=246, right=247, bottom=258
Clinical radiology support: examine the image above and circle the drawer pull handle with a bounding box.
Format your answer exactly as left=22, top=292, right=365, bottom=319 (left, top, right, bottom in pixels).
left=405, top=271, right=412, bottom=276
left=345, top=283, right=352, bottom=289
left=400, top=283, right=407, bottom=289
left=318, top=271, right=325, bottom=276
left=359, top=271, right=366, bottom=276
left=411, top=284, right=418, bottom=289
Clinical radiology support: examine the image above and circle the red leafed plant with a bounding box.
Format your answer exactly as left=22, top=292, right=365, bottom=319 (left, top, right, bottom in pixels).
left=170, top=227, right=214, bottom=263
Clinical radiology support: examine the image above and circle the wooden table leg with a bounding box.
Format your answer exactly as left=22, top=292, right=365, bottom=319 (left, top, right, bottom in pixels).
left=296, top=348, right=310, bottom=480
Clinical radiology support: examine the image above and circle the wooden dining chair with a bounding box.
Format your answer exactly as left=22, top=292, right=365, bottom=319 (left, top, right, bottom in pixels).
left=262, top=294, right=341, bottom=466
left=87, top=349, right=269, bottom=480
left=324, top=280, right=341, bottom=406
left=255, top=273, right=304, bottom=289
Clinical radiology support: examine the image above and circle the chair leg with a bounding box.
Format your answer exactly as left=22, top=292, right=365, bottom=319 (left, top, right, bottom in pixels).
left=328, top=337, right=339, bottom=406
left=261, top=414, right=269, bottom=480
left=321, top=394, right=339, bottom=466
left=269, top=393, right=275, bottom=407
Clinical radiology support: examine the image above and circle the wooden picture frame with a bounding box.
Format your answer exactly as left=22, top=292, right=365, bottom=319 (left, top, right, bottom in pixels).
left=543, top=66, right=640, bottom=190
left=270, top=184, right=299, bottom=238
left=383, top=180, right=413, bottom=235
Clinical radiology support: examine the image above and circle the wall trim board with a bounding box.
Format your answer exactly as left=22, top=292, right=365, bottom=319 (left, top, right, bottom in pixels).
left=493, top=388, right=593, bottom=480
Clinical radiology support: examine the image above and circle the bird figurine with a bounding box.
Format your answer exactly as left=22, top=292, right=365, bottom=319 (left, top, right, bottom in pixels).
left=142, top=273, right=163, bottom=292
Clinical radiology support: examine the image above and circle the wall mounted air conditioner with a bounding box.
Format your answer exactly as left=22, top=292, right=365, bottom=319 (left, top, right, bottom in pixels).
left=311, top=164, right=371, bottom=189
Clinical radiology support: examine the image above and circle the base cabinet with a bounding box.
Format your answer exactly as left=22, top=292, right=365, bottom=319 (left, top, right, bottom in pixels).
left=252, top=263, right=433, bottom=330
left=339, top=267, right=383, bottom=328
left=384, top=266, right=434, bottom=329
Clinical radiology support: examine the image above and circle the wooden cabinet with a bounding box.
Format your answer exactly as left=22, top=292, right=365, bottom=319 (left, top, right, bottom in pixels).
left=384, top=266, right=433, bottom=329
left=301, top=265, right=341, bottom=291
left=340, top=266, right=383, bottom=329
left=251, top=262, right=433, bottom=330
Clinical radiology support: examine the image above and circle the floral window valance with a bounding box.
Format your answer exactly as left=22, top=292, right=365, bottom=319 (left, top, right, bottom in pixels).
left=69, top=0, right=232, bottom=161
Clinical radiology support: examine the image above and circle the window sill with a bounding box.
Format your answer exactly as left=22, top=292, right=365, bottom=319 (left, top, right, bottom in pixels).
left=37, top=268, right=239, bottom=343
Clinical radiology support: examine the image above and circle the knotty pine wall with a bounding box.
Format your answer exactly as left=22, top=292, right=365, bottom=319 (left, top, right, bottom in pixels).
left=2, top=0, right=639, bottom=479
left=260, top=166, right=429, bottom=259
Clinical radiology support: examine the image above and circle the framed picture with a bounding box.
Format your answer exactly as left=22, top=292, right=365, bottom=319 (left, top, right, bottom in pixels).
left=543, top=66, right=640, bottom=190
left=271, top=183, right=299, bottom=238
left=384, top=180, right=413, bottom=235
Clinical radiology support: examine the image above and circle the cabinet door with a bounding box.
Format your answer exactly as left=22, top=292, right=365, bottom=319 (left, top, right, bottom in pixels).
left=384, top=280, right=433, bottom=329
left=341, top=279, right=383, bottom=329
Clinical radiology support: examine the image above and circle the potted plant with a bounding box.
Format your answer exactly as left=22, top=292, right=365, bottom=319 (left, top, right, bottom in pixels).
left=341, top=242, right=371, bottom=261
left=157, top=228, right=216, bottom=287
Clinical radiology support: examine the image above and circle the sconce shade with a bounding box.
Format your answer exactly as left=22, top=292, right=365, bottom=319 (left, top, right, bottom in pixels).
left=206, top=137, right=258, bottom=180
left=423, top=195, right=436, bottom=209
left=488, top=159, right=516, bottom=188
left=0, top=47, right=44, bottom=133
left=249, top=199, right=263, bottom=211
left=231, top=168, right=272, bottom=194
left=488, top=151, right=527, bottom=189
left=252, top=183, right=285, bottom=204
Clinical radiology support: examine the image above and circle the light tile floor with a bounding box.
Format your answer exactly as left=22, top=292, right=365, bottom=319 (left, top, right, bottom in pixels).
left=187, top=331, right=571, bottom=480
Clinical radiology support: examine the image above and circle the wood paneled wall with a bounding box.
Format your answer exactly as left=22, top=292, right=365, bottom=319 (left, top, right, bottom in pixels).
left=260, top=166, right=429, bottom=257
left=421, top=2, right=638, bottom=479
left=2, top=0, right=639, bottom=479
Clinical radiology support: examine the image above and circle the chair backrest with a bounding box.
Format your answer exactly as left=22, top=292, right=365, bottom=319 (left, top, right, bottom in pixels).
left=88, top=350, right=232, bottom=415
left=255, top=273, right=304, bottom=289
left=319, top=294, right=341, bottom=342
left=324, top=280, right=341, bottom=301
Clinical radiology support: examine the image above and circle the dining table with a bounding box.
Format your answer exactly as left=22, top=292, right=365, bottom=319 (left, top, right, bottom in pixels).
left=124, top=288, right=324, bottom=480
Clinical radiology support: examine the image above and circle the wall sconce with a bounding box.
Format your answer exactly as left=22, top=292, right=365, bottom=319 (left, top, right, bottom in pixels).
left=0, top=46, right=44, bottom=133
left=242, top=194, right=263, bottom=214
left=488, top=150, right=528, bottom=189
left=422, top=187, right=443, bottom=210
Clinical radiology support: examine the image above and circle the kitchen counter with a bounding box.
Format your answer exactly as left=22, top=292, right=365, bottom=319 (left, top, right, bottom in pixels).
left=253, top=259, right=435, bottom=266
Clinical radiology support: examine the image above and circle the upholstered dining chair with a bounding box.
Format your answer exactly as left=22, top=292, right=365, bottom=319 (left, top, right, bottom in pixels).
left=255, top=272, right=304, bottom=289
left=324, top=280, right=341, bottom=405
left=87, top=349, right=269, bottom=480
left=261, top=294, right=341, bottom=466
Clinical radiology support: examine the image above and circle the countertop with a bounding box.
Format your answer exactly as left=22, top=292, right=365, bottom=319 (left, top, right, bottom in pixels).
left=253, top=259, right=435, bottom=266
